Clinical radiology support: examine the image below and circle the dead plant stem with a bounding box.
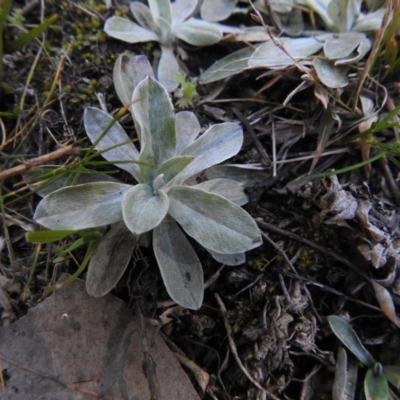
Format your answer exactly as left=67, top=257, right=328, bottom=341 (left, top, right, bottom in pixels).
left=351, top=0, right=396, bottom=110
left=232, top=108, right=270, bottom=166
left=215, top=293, right=279, bottom=400
left=0, top=145, right=74, bottom=182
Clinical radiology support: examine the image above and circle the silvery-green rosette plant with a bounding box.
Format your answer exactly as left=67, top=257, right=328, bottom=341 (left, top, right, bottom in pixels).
left=200, top=0, right=385, bottom=89
left=33, top=55, right=262, bottom=310
left=104, top=0, right=223, bottom=92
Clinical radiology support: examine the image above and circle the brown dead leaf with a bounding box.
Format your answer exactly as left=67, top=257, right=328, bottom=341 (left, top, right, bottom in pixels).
left=372, top=281, right=400, bottom=328
left=0, top=275, right=200, bottom=400
left=316, top=175, right=358, bottom=225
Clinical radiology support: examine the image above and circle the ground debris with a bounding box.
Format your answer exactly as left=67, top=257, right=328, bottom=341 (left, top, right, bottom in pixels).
left=309, top=175, right=400, bottom=296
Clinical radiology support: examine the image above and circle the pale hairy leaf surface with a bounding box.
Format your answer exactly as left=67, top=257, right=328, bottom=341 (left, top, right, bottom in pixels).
left=199, top=45, right=256, bottom=84
left=271, top=0, right=294, bottom=13
left=323, top=32, right=365, bottom=60
left=156, top=156, right=194, bottom=183
left=84, top=107, right=141, bottom=181
left=313, top=58, right=349, bottom=88
left=156, top=17, right=173, bottom=44
left=215, top=23, right=243, bottom=34
left=175, top=18, right=223, bottom=46
left=104, top=17, right=159, bottom=43
left=168, top=186, right=262, bottom=254
left=113, top=52, right=154, bottom=108
left=248, top=37, right=323, bottom=68
left=34, top=182, right=132, bottom=230
left=174, top=123, right=243, bottom=183
left=86, top=222, right=136, bottom=297
left=113, top=53, right=154, bottom=142
left=327, top=0, right=359, bottom=32
left=339, top=348, right=358, bottom=400
left=364, top=368, right=389, bottom=400
left=130, top=1, right=156, bottom=31
left=353, top=8, right=385, bottom=31
left=148, top=0, right=172, bottom=26
left=175, top=111, right=201, bottom=154
left=24, top=167, right=119, bottom=197
left=327, top=315, right=376, bottom=367
left=281, top=7, right=304, bottom=36
left=153, top=173, right=166, bottom=191
left=300, top=0, right=334, bottom=30
left=154, top=219, right=204, bottom=309
left=132, top=76, right=176, bottom=172
left=223, top=27, right=270, bottom=42
left=139, top=230, right=152, bottom=248
left=332, top=347, right=357, bottom=400
left=122, top=184, right=169, bottom=235
left=200, top=0, right=237, bottom=22
left=207, top=248, right=246, bottom=266
left=334, top=36, right=371, bottom=65
left=204, top=164, right=269, bottom=187
left=157, top=46, right=180, bottom=92
left=193, top=178, right=248, bottom=205
left=171, top=0, right=197, bottom=25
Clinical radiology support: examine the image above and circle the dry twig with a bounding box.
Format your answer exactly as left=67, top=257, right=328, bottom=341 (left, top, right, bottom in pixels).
left=161, top=332, right=210, bottom=395
left=215, top=293, right=280, bottom=400
left=232, top=108, right=271, bottom=166
left=0, top=145, right=74, bottom=182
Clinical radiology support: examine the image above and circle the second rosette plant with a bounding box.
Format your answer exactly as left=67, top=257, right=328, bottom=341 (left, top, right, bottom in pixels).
left=34, top=55, right=262, bottom=309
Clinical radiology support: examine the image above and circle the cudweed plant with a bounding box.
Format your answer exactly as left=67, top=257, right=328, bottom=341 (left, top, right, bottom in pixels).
left=200, top=0, right=385, bottom=89
left=33, top=55, right=262, bottom=310
left=104, top=0, right=223, bottom=92
left=328, top=315, right=400, bottom=399
left=200, top=0, right=243, bottom=22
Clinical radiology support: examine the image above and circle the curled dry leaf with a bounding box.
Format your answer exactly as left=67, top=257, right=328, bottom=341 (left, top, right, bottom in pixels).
left=372, top=281, right=400, bottom=328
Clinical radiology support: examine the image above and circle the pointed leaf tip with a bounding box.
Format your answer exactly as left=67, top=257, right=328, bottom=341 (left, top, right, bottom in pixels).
left=104, top=17, right=159, bottom=43
left=175, top=18, right=222, bottom=46
left=113, top=52, right=154, bottom=107
left=176, top=122, right=243, bottom=183
left=327, top=315, right=376, bottom=367
left=132, top=76, right=176, bottom=168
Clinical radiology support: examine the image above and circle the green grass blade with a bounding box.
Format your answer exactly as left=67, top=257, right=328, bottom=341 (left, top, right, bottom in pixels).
left=26, top=229, right=77, bottom=243
left=6, top=14, right=59, bottom=51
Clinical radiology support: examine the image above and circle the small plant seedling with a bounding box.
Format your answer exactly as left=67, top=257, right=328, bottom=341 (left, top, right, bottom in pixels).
left=175, top=72, right=199, bottom=109
left=328, top=315, right=400, bottom=400
left=32, top=55, right=262, bottom=310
